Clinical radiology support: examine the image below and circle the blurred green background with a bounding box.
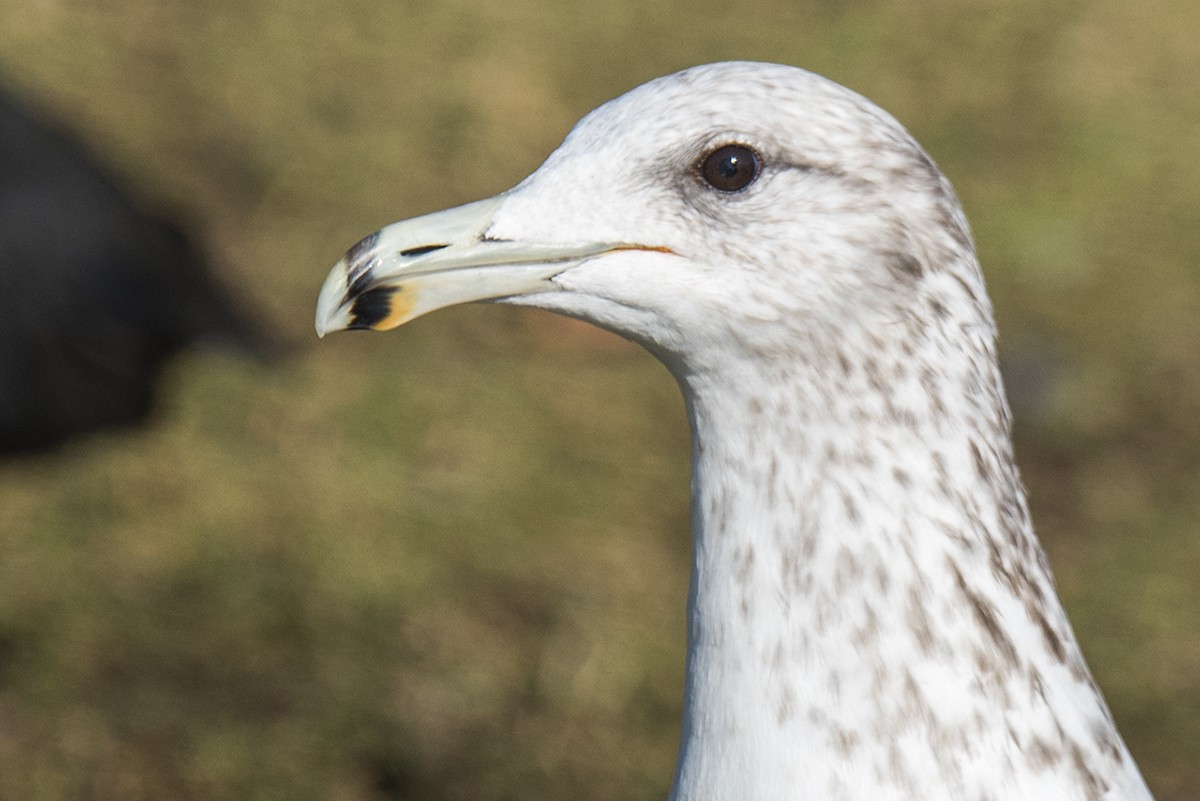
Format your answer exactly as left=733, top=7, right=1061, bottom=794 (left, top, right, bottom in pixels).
left=0, top=0, right=1197, bottom=799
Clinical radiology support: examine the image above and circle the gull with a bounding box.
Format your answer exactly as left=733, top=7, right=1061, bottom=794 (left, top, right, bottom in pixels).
left=316, top=61, right=1154, bottom=801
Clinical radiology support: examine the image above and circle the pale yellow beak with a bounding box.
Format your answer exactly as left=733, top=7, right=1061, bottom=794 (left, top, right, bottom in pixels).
left=315, top=196, right=643, bottom=337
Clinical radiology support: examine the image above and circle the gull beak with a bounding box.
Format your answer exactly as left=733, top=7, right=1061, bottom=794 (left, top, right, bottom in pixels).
left=316, top=196, right=648, bottom=337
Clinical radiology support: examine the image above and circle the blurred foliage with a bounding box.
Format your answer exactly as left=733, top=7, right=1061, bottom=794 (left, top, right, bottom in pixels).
left=0, top=0, right=1196, bottom=799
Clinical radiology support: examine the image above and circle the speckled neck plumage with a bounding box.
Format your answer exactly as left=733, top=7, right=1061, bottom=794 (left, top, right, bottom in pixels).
left=670, top=259, right=1146, bottom=801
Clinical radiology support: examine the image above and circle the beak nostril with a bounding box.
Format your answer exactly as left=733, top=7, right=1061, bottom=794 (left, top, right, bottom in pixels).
left=399, top=243, right=450, bottom=258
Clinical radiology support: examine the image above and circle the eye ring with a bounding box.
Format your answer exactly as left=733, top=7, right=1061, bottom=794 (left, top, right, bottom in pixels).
left=698, top=144, right=761, bottom=193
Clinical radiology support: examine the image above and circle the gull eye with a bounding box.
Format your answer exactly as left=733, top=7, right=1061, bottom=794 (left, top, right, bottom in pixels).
left=699, top=144, right=761, bottom=192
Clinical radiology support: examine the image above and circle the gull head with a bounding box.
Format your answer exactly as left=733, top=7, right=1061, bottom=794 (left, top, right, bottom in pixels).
left=316, top=61, right=981, bottom=373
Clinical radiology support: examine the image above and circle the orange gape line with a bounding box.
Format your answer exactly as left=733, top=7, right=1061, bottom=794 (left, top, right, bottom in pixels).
left=615, top=244, right=676, bottom=255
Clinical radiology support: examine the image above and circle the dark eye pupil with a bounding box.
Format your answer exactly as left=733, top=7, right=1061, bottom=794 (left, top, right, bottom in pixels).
left=700, top=144, right=760, bottom=192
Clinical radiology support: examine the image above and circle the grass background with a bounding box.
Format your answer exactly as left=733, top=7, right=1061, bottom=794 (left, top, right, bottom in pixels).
left=0, top=0, right=1197, bottom=799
